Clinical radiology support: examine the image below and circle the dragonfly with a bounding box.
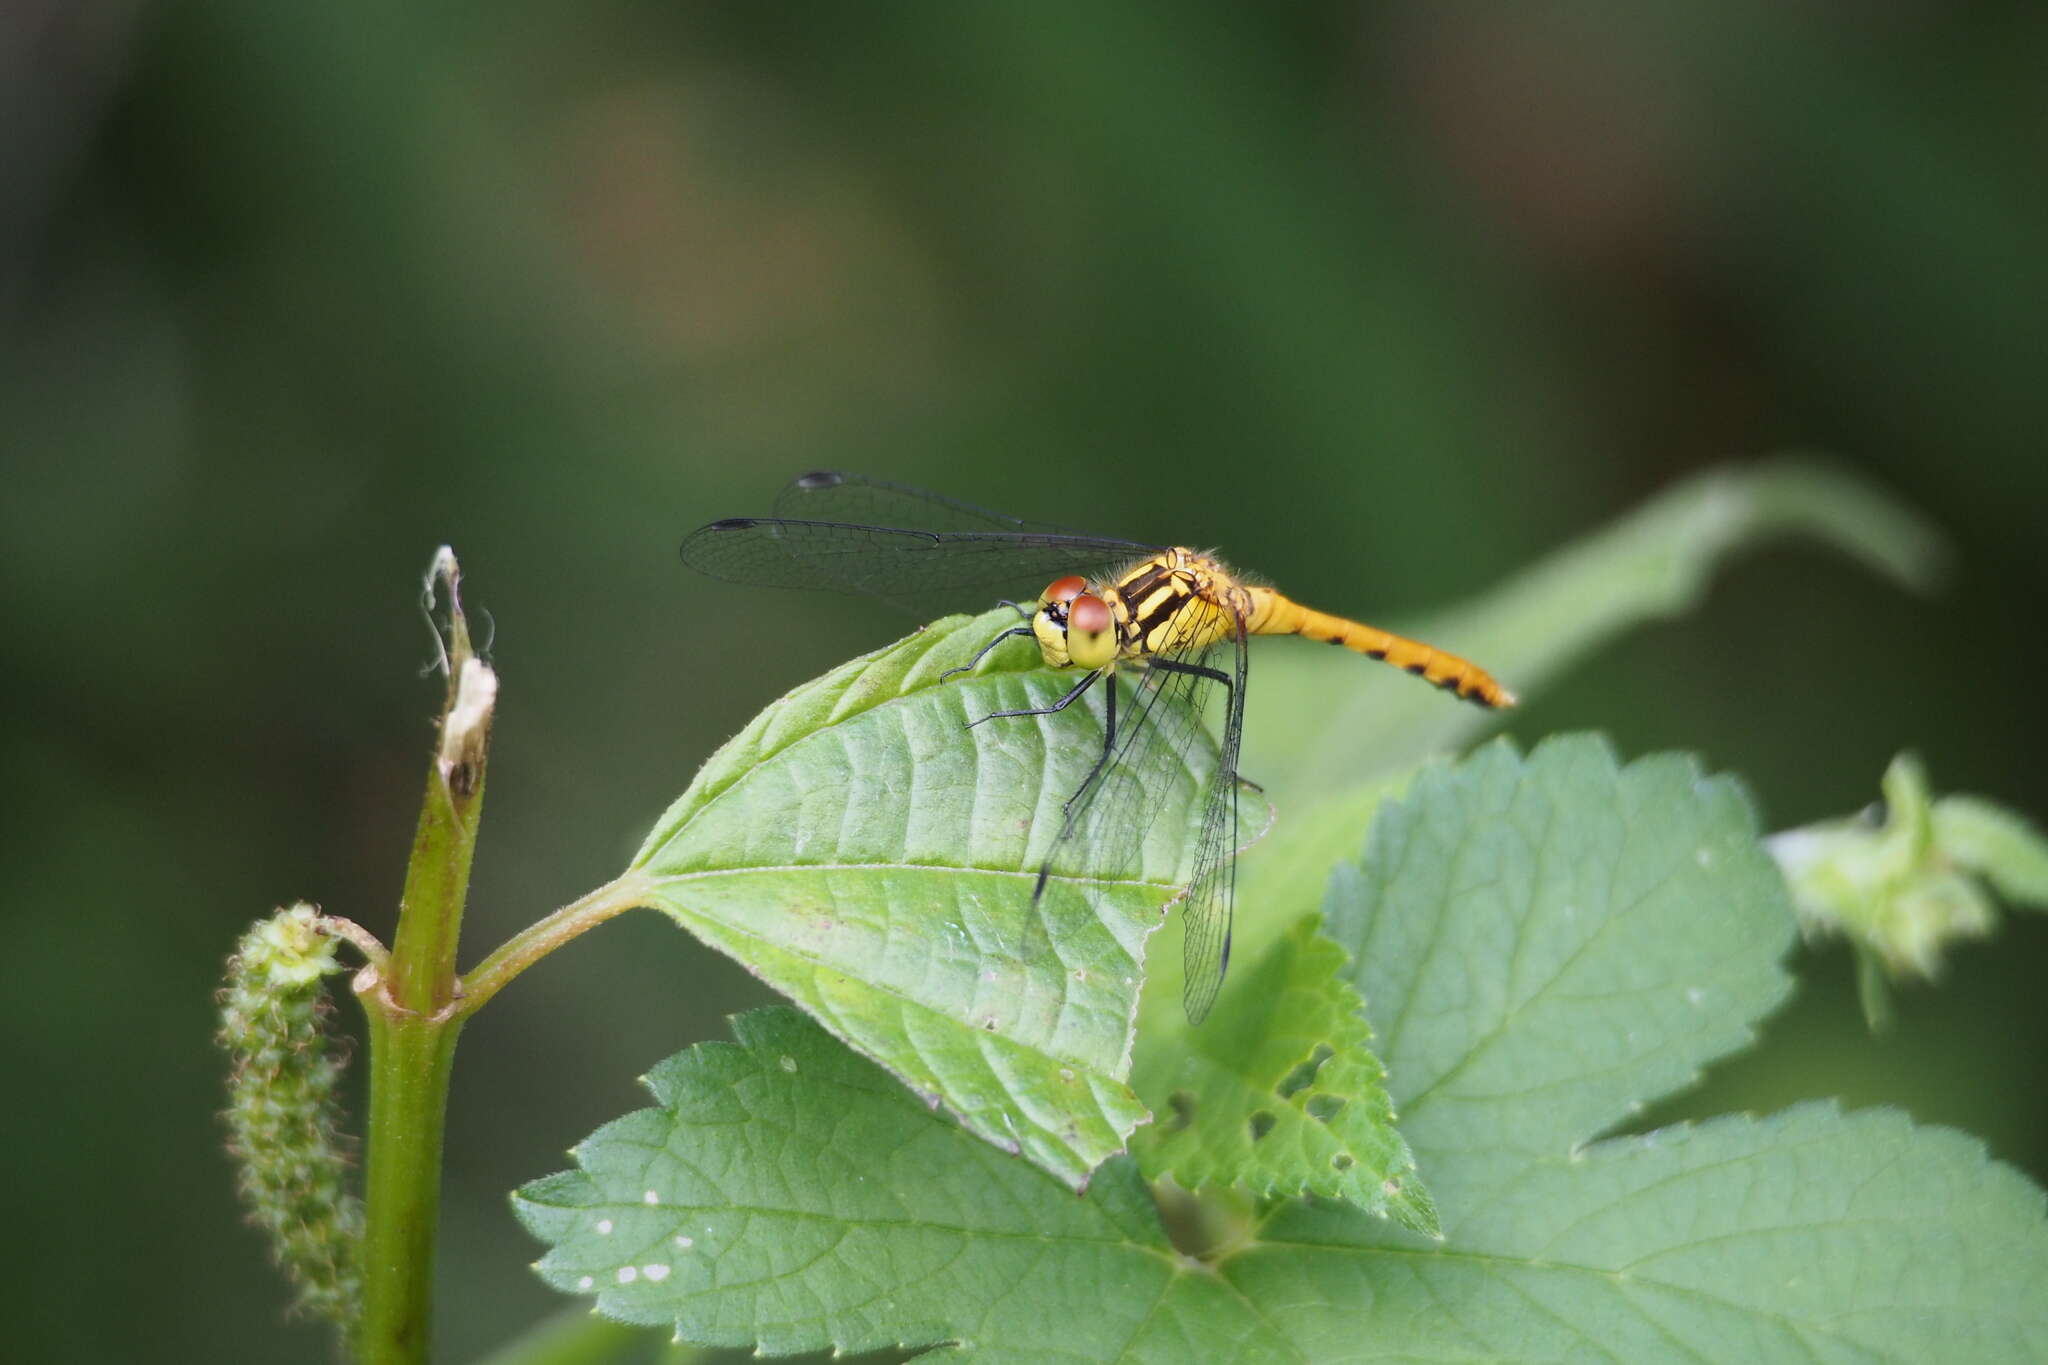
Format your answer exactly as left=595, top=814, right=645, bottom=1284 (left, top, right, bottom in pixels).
left=679, top=472, right=1515, bottom=1022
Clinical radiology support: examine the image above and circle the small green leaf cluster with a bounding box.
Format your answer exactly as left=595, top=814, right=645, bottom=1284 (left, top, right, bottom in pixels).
left=1131, top=913, right=1436, bottom=1234
left=218, top=903, right=363, bottom=1326
left=1774, top=752, right=2048, bottom=977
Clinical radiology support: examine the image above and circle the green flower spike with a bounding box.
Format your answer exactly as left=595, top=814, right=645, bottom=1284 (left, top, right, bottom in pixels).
left=219, top=902, right=365, bottom=1328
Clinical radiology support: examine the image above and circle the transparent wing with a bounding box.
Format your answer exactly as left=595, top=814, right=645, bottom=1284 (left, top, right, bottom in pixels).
left=1031, top=604, right=1246, bottom=1023
left=1178, top=621, right=1247, bottom=1024
left=680, top=473, right=1156, bottom=611
left=772, top=471, right=1101, bottom=539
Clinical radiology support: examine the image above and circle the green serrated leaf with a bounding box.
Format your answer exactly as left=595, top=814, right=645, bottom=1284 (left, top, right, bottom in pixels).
left=1223, top=736, right=2048, bottom=1361
left=1326, top=734, right=1798, bottom=1212
left=631, top=609, right=1238, bottom=1189
left=1132, top=913, right=1436, bottom=1235
left=1238, top=1103, right=2048, bottom=1363
left=513, top=1006, right=1292, bottom=1360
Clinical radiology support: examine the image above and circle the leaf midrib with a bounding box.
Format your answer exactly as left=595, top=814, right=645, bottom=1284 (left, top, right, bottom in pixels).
left=540, top=1189, right=1175, bottom=1255
left=645, top=859, right=1177, bottom=893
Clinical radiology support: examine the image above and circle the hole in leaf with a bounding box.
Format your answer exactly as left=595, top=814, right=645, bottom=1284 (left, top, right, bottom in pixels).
left=1249, top=1110, right=1276, bottom=1142
left=1305, top=1094, right=1345, bottom=1124
left=1166, top=1091, right=1197, bottom=1131
left=1332, top=1153, right=1355, bottom=1171
left=1275, top=1044, right=1335, bottom=1099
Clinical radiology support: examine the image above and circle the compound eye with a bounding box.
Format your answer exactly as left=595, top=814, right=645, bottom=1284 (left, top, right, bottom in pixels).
left=1043, top=575, right=1087, bottom=606
left=1066, top=594, right=1117, bottom=669
left=1070, top=595, right=1112, bottom=635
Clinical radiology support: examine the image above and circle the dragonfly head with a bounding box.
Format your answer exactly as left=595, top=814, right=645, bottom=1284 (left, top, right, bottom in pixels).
left=1033, top=575, right=1119, bottom=671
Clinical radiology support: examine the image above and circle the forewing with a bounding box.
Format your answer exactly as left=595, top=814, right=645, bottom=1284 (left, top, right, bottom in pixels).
left=681, top=472, right=1154, bottom=612
left=772, top=471, right=1118, bottom=540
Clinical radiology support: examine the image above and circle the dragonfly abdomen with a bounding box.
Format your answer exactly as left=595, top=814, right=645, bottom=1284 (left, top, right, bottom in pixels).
left=1245, top=587, right=1516, bottom=709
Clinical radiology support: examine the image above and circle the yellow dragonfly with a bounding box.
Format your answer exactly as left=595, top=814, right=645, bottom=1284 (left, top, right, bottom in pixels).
left=682, top=472, right=1514, bottom=1021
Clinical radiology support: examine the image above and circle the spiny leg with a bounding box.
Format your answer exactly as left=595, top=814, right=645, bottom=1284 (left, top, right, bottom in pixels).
left=1036, top=673, right=1118, bottom=897
left=1148, top=657, right=1232, bottom=692
left=967, top=666, right=1102, bottom=728
left=1060, top=669, right=1119, bottom=818
left=941, top=624, right=1033, bottom=682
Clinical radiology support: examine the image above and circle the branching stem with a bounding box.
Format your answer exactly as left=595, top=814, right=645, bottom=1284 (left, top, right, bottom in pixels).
left=454, top=872, right=653, bottom=1021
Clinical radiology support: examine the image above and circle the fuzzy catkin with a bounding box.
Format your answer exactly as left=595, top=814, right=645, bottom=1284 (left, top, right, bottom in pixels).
left=219, top=903, right=363, bottom=1325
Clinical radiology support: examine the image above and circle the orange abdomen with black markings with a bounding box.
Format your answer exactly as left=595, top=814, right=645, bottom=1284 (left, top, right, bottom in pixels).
left=1242, top=585, right=1515, bottom=708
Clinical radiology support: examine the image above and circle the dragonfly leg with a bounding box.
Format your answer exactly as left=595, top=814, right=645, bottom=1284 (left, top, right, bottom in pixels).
left=1061, top=676, right=1118, bottom=818
left=1148, top=658, right=1232, bottom=690
left=967, top=667, right=1102, bottom=728
left=995, top=599, right=1034, bottom=620
left=1035, top=677, right=1115, bottom=899
left=941, top=625, right=1034, bottom=682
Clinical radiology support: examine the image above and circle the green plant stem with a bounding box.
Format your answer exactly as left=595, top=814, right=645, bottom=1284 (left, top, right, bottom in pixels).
left=349, top=862, right=644, bottom=1364
left=356, top=749, right=481, bottom=1365
left=355, top=746, right=483, bottom=1363
left=455, top=871, right=652, bottom=1020
left=356, top=594, right=492, bottom=1363
left=388, top=755, right=485, bottom=1014
left=358, top=1003, right=463, bottom=1365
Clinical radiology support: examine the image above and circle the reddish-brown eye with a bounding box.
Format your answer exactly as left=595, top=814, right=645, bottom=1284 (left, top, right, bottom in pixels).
left=1070, top=594, right=1112, bottom=634
left=1043, top=575, right=1087, bottom=605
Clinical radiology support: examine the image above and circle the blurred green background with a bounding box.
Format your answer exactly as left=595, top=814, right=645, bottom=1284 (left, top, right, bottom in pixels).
left=6, top=2, right=2046, bottom=1359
